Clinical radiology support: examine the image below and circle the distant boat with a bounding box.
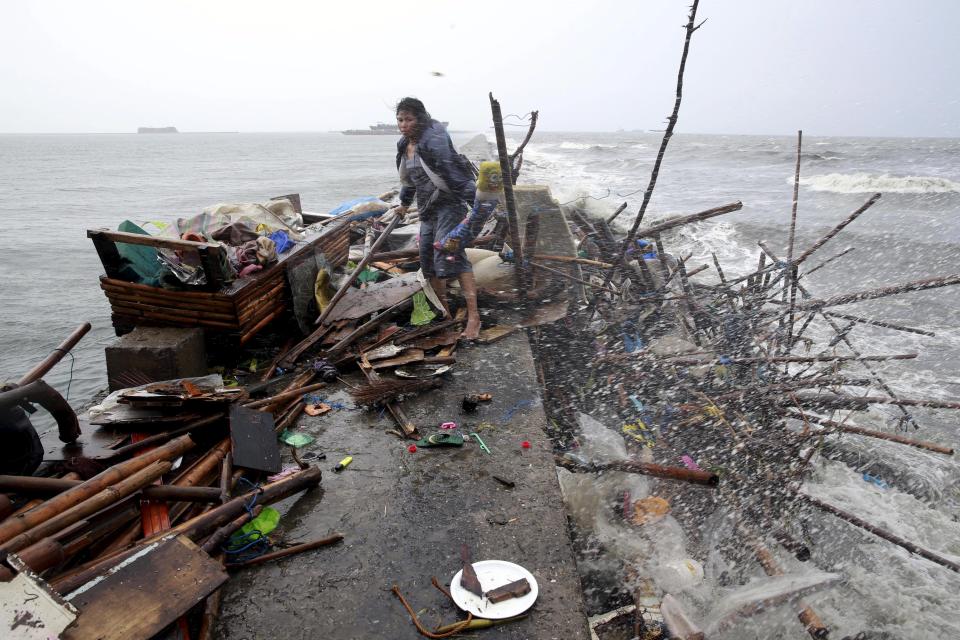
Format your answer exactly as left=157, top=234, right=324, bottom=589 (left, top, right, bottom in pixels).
left=138, top=126, right=178, bottom=134
left=342, top=121, right=449, bottom=135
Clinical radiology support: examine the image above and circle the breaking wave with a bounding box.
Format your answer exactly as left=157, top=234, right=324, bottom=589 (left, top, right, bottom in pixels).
left=559, top=141, right=617, bottom=150
left=796, top=172, right=960, bottom=194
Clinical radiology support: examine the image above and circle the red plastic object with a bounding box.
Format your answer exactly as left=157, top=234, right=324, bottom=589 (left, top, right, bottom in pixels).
left=408, top=445, right=417, bottom=453
left=521, top=441, right=531, bottom=449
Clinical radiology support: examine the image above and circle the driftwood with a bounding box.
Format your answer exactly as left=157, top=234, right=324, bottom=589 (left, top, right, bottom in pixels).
left=490, top=93, right=530, bottom=298
left=508, top=110, right=539, bottom=183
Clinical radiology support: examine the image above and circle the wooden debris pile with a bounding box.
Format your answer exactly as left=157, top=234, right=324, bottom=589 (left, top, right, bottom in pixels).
left=533, top=131, right=959, bottom=638
left=0, top=334, right=343, bottom=639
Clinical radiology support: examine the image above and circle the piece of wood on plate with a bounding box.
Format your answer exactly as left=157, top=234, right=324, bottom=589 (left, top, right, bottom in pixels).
left=485, top=577, right=532, bottom=603
left=229, top=405, right=281, bottom=473
left=62, top=536, right=227, bottom=640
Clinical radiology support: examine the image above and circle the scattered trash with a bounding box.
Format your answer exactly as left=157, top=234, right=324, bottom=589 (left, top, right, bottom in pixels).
left=630, top=496, right=671, bottom=526
left=862, top=473, right=890, bottom=490
left=304, top=402, right=331, bottom=416
left=415, top=433, right=465, bottom=448
left=469, top=432, right=492, bottom=454
left=407, top=445, right=417, bottom=453
left=332, top=456, right=353, bottom=473
left=278, top=430, right=314, bottom=448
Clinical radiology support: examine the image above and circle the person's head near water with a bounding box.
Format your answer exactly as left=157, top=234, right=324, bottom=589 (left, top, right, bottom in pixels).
left=396, top=97, right=432, bottom=141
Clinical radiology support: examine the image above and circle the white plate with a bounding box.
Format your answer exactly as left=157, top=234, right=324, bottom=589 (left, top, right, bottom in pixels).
left=450, top=560, right=539, bottom=619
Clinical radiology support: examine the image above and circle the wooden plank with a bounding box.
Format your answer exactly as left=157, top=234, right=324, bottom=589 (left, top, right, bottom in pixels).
left=63, top=536, right=227, bottom=640
left=88, top=228, right=221, bottom=252
left=477, top=325, right=517, bottom=344
left=322, top=272, right=422, bottom=323
left=101, top=276, right=233, bottom=302
left=229, top=405, right=281, bottom=473
left=370, top=349, right=425, bottom=370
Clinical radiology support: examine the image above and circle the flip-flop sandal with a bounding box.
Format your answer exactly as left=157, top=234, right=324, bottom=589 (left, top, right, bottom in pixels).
left=415, top=433, right=465, bottom=448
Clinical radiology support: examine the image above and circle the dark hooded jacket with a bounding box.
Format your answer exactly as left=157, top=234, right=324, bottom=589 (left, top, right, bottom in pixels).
left=396, top=120, right=475, bottom=215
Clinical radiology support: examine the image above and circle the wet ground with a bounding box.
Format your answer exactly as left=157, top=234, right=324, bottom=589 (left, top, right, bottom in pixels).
left=216, top=331, right=590, bottom=639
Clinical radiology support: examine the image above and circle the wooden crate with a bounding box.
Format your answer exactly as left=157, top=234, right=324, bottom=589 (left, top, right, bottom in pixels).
left=89, top=220, right=350, bottom=344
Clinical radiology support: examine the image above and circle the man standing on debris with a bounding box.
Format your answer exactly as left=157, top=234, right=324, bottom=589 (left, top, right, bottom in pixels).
left=394, top=97, right=481, bottom=340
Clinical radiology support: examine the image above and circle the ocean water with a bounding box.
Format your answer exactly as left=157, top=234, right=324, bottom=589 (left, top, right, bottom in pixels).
left=1, top=130, right=958, bottom=637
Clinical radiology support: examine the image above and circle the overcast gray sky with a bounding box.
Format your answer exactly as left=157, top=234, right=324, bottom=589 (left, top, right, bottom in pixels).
left=2, top=0, right=958, bottom=137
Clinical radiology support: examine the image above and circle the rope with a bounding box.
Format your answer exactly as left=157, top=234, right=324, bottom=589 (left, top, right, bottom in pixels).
left=222, top=479, right=271, bottom=560
left=391, top=584, right=472, bottom=639
left=51, top=348, right=75, bottom=400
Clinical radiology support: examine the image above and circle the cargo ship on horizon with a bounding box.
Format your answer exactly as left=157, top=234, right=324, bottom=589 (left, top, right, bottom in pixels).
left=342, top=121, right=448, bottom=135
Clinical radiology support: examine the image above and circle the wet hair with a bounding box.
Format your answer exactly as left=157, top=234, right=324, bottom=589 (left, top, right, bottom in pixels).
left=396, top=97, right=432, bottom=135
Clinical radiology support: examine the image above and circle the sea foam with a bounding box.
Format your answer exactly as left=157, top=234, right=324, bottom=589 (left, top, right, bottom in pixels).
left=795, top=172, right=960, bottom=194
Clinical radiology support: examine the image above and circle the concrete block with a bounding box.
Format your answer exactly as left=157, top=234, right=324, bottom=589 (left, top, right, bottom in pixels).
left=105, top=327, right=207, bottom=391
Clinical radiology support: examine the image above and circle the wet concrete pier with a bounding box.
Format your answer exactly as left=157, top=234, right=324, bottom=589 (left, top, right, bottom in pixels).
left=216, top=331, right=590, bottom=639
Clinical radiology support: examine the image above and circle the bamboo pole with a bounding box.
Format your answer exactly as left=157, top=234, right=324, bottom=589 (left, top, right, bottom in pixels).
left=199, top=506, right=264, bottom=554
left=219, top=453, right=233, bottom=504
left=740, top=525, right=829, bottom=638
left=793, top=193, right=881, bottom=266
left=757, top=243, right=921, bottom=429
left=106, top=413, right=223, bottom=460
left=801, top=246, right=854, bottom=280
left=244, top=382, right=328, bottom=409
left=785, top=130, right=802, bottom=352
left=1, top=461, right=172, bottom=553
left=315, top=215, right=402, bottom=328
left=52, top=467, right=322, bottom=595
left=0, top=435, right=194, bottom=546
left=801, top=494, right=960, bottom=573
left=530, top=261, right=619, bottom=294
left=174, top=438, right=230, bottom=489
left=632, top=202, right=743, bottom=240
left=18, top=322, right=92, bottom=386
left=0, top=476, right=225, bottom=501
left=659, top=353, right=917, bottom=366
left=606, top=202, right=629, bottom=224
left=785, top=413, right=953, bottom=455
left=822, top=310, right=934, bottom=337
left=225, top=533, right=344, bottom=569
left=795, top=273, right=960, bottom=311
left=532, top=254, right=614, bottom=268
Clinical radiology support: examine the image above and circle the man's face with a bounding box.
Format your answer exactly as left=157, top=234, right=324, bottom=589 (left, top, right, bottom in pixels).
left=397, top=111, right=418, bottom=137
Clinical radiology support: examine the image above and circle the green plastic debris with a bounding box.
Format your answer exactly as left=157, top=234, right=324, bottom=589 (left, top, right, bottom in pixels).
left=357, top=267, right=379, bottom=284
left=410, top=291, right=437, bottom=326
left=279, top=430, right=314, bottom=447
left=234, top=507, right=280, bottom=541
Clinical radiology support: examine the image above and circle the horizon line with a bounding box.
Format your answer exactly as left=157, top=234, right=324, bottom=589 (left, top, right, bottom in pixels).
left=0, top=129, right=957, bottom=140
